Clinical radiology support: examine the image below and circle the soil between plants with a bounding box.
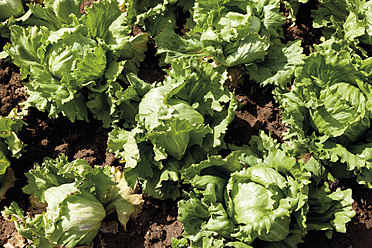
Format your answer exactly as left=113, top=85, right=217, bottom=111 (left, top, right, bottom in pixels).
left=0, top=0, right=372, bottom=247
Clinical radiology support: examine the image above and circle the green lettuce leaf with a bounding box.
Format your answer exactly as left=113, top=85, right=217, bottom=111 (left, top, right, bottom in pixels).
left=0, top=111, right=24, bottom=201
left=0, top=112, right=24, bottom=161
left=103, top=166, right=143, bottom=230
left=275, top=38, right=372, bottom=187
left=0, top=0, right=25, bottom=22
left=108, top=58, right=236, bottom=199
left=179, top=132, right=354, bottom=247
left=147, top=118, right=211, bottom=160
left=311, top=0, right=372, bottom=55
left=306, top=182, right=355, bottom=234
left=108, top=124, right=208, bottom=199
left=311, top=0, right=349, bottom=29
left=155, top=0, right=300, bottom=87
left=23, top=0, right=83, bottom=30
left=245, top=40, right=304, bottom=88
left=4, top=184, right=106, bottom=248
left=6, top=0, right=149, bottom=127
left=5, top=154, right=143, bottom=247
left=125, top=0, right=181, bottom=36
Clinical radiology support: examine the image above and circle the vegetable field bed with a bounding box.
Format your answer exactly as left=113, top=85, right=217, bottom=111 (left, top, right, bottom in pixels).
left=1, top=0, right=372, bottom=247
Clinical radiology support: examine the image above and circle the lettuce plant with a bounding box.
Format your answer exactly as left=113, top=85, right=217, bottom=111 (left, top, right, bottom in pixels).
left=5, top=0, right=149, bottom=127
left=123, top=0, right=194, bottom=36
left=3, top=154, right=143, bottom=248
left=0, top=111, right=24, bottom=172
left=153, top=0, right=304, bottom=88
left=310, top=0, right=372, bottom=56
left=156, top=0, right=280, bottom=65
left=108, top=58, right=237, bottom=199
left=0, top=110, right=24, bottom=200
left=275, top=38, right=372, bottom=187
left=0, top=0, right=31, bottom=41
left=178, top=132, right=354, bottom=247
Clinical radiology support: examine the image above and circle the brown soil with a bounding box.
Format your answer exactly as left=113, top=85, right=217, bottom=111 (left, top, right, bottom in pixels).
left=95, top=196, right=183, bottom=248
left=281, top=0, right=323, bottom=55
left=225, top=77, right=286, bottom=146
left=138, top=41, right=167, bottom=84
left=80, top=0, right=96, bottom=13
left=0, top=59, right=26, bottom=116
left=0, top=0, right=372, bottom=247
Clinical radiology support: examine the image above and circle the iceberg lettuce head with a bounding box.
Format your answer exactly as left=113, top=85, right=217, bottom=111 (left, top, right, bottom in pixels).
left=276, top=39, right=372, bottom=187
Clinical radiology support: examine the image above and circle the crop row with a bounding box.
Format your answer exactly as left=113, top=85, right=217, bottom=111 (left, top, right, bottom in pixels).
left=0, top=0, right=371, bottom=247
